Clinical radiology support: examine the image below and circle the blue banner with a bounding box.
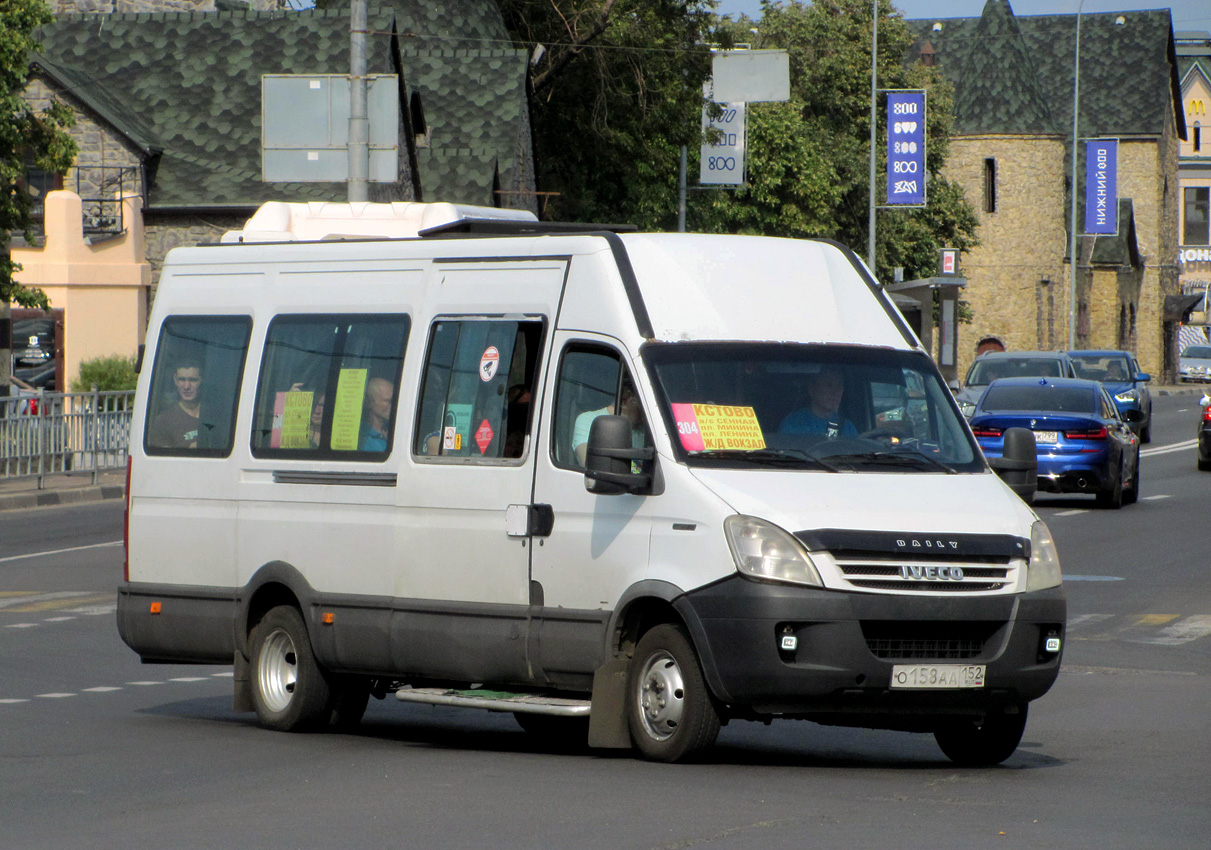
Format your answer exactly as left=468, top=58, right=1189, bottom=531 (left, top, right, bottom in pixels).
left=1084, top=139, right=1117, bottom=235
left=886, top=91, right=926, bottom=206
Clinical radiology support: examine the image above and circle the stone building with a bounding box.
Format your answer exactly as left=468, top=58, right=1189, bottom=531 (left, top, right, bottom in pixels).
left=12, top=0, right=535, bottom=387
left=907, top=0, right=1185, bottom=381
left=1178, top=30, right=1211, bottom=316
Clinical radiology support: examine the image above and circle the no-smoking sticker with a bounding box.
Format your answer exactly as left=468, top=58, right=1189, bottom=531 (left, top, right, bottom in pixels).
left=479, top=346, right=500, bottom=382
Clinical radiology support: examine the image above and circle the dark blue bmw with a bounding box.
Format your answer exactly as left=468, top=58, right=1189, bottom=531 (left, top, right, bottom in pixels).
left=969, top=377, right=1141, bottom=509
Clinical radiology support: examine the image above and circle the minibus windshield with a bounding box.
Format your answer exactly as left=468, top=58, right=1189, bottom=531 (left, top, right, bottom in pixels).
left=645, top=343, right=983, bottom=473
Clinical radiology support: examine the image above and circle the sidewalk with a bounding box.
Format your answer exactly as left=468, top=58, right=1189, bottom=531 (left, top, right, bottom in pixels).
left=0, top=384, right=1204, bottom=512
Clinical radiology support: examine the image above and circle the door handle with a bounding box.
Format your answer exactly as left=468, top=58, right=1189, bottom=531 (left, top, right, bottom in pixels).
left=506, top=503, right=555, bottom=538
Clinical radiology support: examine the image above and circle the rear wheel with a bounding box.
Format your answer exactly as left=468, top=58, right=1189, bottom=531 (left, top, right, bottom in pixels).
left=250, top=605, right=331, bottom=732
left=934, top=705, right=1028, bottom=766
left=626, top=624, right=721, bottom=763
left=1095, top=462, right=1124, bottom=509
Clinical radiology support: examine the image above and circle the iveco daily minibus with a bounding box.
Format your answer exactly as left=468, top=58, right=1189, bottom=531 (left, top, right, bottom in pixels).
left=118, top=201, right=1064, bottom=765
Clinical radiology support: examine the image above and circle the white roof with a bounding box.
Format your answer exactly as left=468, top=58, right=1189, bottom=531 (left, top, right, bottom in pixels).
left=221, top=201, right=537, bottom=243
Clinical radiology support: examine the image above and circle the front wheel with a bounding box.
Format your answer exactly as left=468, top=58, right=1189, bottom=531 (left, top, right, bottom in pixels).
left=626, top=624, right=721, bottom=763
left=249, top=605, right=332, bottom=732
left=934, top=705, right=1028, bottom=766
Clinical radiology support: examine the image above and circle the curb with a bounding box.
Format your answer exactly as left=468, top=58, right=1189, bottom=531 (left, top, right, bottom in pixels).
left=0, top=483, right=125, bottom=512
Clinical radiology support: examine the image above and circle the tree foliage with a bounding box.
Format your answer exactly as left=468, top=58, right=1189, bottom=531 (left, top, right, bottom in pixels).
left=697, top=0, right=978, bottom=284
left=499, top=0, right=717, bottom=229
left=2, top=0, right=76, bottom=308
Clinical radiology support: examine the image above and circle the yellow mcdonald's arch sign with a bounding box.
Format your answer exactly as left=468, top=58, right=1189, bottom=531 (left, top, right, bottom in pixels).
left=1192, top=99, right=1207, bottom=116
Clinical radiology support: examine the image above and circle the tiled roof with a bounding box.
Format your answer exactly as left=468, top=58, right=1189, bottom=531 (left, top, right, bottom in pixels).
left=907, top=1, right=1184, bottom=141
left=32, top=3, right=529, bottom=210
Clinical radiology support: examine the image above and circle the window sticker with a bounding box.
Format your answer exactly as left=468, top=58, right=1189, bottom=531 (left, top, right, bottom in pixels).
left=443, top=403, right=472, bottom=452
left=671, top=403, right=765, bottom=451
left=330, top=368, right=369, bottom=451
left=271, top=390, right=314, bottom=449
left=475, top=418, right=495, bottom=454
left=479, top=346, right=500, bottom=382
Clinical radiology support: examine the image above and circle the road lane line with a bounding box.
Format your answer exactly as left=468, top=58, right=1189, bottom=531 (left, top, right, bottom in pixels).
left=0, top=699, right=31, bottom=704
left=1141, top=495, right=1171, bottom=501
left=0, top=591, right=95, bottom=610
left=1053, top=509, right=1090, bottom=516
left=1141, top=439, right=1198, bottom=457
left=0, top=540, right=122, bottom=564
left=127, top=681, right=164, bottom=686
left=82, top=687, right=122, bottom=692
left=1128, top=615, right=1211, bottom=646
left=36, top=693, right=75, bottom=699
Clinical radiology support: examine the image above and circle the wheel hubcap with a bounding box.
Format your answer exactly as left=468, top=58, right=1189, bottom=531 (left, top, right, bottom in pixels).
left=636, top=650, right=686, bottom=741
left=257, top=627, right=298, bottom=713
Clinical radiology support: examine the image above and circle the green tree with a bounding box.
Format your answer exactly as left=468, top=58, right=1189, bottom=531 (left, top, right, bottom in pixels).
left=698, top=0, right=978, bottom=285
left=2, top=0, right=77, bottom=396
left=499, top=0, right=717, bottom=229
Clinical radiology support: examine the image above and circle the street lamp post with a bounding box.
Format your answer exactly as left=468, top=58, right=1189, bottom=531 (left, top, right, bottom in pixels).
left=1067, top=0, right=1086, bottom=350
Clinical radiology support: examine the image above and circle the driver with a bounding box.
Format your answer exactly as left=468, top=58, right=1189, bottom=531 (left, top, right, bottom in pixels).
left=778, top=365, right=857, bottom=439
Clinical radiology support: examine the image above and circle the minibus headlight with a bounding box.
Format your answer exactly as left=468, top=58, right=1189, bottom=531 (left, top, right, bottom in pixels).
left=1027, top=520, right=1062, bottom=591
left=724, top=515, right=822, bottom=588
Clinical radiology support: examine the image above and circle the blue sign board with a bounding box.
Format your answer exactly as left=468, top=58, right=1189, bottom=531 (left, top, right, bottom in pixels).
left=886, top=90, right=926, bottom=206
left=1084, top=139, right=1118, bottom=235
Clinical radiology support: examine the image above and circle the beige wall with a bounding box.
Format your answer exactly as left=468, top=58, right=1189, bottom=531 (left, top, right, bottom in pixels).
left=1179, top=70, right=1211, bottom=299
left=943, top=135, right=1069, bottom=379
left=11, top=191, right=151, bottom=390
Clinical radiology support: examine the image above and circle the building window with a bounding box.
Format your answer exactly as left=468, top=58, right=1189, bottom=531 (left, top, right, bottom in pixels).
left=1195, top=123, right=1201, bottom=154
left=1185, top=187, right=1210, bottom=246
left=983, top=158, right=996, bottom=213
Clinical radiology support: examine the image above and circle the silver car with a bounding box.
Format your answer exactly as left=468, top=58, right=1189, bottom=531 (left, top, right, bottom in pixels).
left=1179, top=345, right=1211, bottom=383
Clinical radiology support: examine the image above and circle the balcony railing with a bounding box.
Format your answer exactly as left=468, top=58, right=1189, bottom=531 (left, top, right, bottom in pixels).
left=25, top=165, right=143, bottom=238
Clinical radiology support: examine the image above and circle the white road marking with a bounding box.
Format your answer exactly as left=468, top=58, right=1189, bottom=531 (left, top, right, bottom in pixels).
left=1142, top=494, right=1171, bottom=501
left=43, top=616, right=76, bottom=622
left=169, top=677, right=209, bottom=682
left=36, top=693, right=75, bottom=699
left=1065, top=576, right=1125, bottom=582
left=5, top=623, right=38, bottom=629
left=82, top=686, right=122, bottom=692
left=1141, top=439, right=1198, bottom=457
left=0, top=591, right=95, bottom=610
left=212, top=671, right=234, bottom=678
left=0, top=541, right=122, bottom=564
left=0, top=699, right=31, bottom=704
left=1054, top=509, right=1090, bottom=516
left=126, top=681, right=163, bottom=686
left=1066, top=613, right=1116, bottom=630
left=1127, top=615, right=1211, bottom=646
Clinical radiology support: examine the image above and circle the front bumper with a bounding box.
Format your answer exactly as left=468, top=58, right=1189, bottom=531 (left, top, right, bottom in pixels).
left=678, top=577, right=1065, bottom=727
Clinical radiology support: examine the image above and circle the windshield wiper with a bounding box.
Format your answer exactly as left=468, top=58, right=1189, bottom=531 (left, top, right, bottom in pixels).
left=824, top=450, right=957, bottom=474
left=691, top=448, right=840, bottom=472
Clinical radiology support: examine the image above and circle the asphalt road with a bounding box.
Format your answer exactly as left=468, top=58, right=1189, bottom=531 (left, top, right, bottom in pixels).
left=1, top=395, right=1209, bottom=849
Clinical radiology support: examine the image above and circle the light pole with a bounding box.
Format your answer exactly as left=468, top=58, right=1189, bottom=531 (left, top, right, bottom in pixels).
left=868, top=0, right=878, bottom=272
left=1067, top=0, right=1086, bottom=350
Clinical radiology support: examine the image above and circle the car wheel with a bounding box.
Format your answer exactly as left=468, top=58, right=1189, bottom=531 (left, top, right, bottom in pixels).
left=934, top=705, right=1028, bottom=767
left=1200, top=456, right=1211, bottom=472
left=1123, top=457, right=1140, bottom=505
left=626, top=624, right=721, bottom=763
left=1095, top=462, right=1124, bottom=509
left=250, top=605, right=332, bottom=732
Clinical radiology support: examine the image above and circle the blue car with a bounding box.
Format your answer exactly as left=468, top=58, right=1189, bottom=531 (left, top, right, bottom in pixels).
left=1068, top=349, right=1152, bottom=443
left=969, top=377, right=1141, bottom=508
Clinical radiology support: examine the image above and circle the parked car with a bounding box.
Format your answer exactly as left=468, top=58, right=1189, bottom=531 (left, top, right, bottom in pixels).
left=969, top=377, right=1141, bottom=509
left=1068, top=349, right=1152, bottom=443
left=954, top=350, right=1076, bottom=417
left=1197, top=394, right=1211, bottom=471
left=1178, top=344, right=1211, bottom=383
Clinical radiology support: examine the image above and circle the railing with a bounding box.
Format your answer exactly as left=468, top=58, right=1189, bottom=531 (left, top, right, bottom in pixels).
left=0, top=390, right=135, bottom=488
left=26, top=164, right=142, bottom=238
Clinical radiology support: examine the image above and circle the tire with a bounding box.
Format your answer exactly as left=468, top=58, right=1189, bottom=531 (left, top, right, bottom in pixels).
left=1139, top=414, right=1151, bottom=445
left=328, top=676, right=371, bottom=731
left=249, top=605, right=332, bottom=732
left=1123, top=461, right=1139, bottom=505
left=626, top=624, right=721, bottom=763
left=1095, top=462, right=1124, bottom=509
left=1200, top=456, right=1211, bottom=472
left=513, top=713, right=590, bottom=750
left=934, top=705, right=1028, bottom=766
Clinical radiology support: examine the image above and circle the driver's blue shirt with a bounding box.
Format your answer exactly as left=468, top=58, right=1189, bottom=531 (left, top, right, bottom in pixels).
left=778, top=408, right=857, bottom=438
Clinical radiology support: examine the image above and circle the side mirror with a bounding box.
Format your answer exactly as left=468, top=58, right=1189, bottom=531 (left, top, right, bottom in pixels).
left=1121, top=409, right=1144, bottom=424
left=584, top=414, right=653, bottom=495
left=988, top=426, right=1037, bottom=504
left=1135, top=372, right=1150, bottom=383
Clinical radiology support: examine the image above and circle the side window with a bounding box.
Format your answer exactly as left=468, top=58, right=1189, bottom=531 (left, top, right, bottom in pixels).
left=251, top=314, right=409, bottom=460
left=144, top=316, right=252, bottom=457
left=552, top=345, right=649, bottom=470
left=413, top=319, right=543, bottom=461
left=1100, top=390, right=1116, bottom=421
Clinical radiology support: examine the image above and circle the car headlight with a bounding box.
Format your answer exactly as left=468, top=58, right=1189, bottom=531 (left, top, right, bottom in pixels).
left=1027, top=520, right=1062, bottom=591
left=1114, top=389, right=1137, bottom=403
left=724, top=515, right=822, bottom=587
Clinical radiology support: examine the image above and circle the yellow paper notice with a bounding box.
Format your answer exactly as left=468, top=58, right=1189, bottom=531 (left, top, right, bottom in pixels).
left=280, top=391, right=314, bottom=449
left=693, top=404, right=765, bottom=451
left=331, top=368, right=368, bottom=451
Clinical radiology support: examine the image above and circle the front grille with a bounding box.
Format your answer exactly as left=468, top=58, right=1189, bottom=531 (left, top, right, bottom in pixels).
left=838, top=562, right=1012, bottom=593
left=862, top=621, right=1000, bottom=660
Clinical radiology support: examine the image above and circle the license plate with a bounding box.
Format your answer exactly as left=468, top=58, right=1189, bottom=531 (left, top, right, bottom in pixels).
left=890, top=664, right=986, bottom=689
left=1034, top=431, right=1058, bottom=444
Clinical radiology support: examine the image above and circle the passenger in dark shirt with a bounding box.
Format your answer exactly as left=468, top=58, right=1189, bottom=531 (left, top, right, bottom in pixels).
left=149, top=363, right=203, bottom=449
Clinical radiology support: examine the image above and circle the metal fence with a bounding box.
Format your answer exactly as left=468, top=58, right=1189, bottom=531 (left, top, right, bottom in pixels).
left=0, top=390, right=135, bottom=488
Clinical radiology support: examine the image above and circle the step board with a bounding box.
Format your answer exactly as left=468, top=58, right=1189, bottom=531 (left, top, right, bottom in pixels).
left=395, top=687, right=591, bottom=717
